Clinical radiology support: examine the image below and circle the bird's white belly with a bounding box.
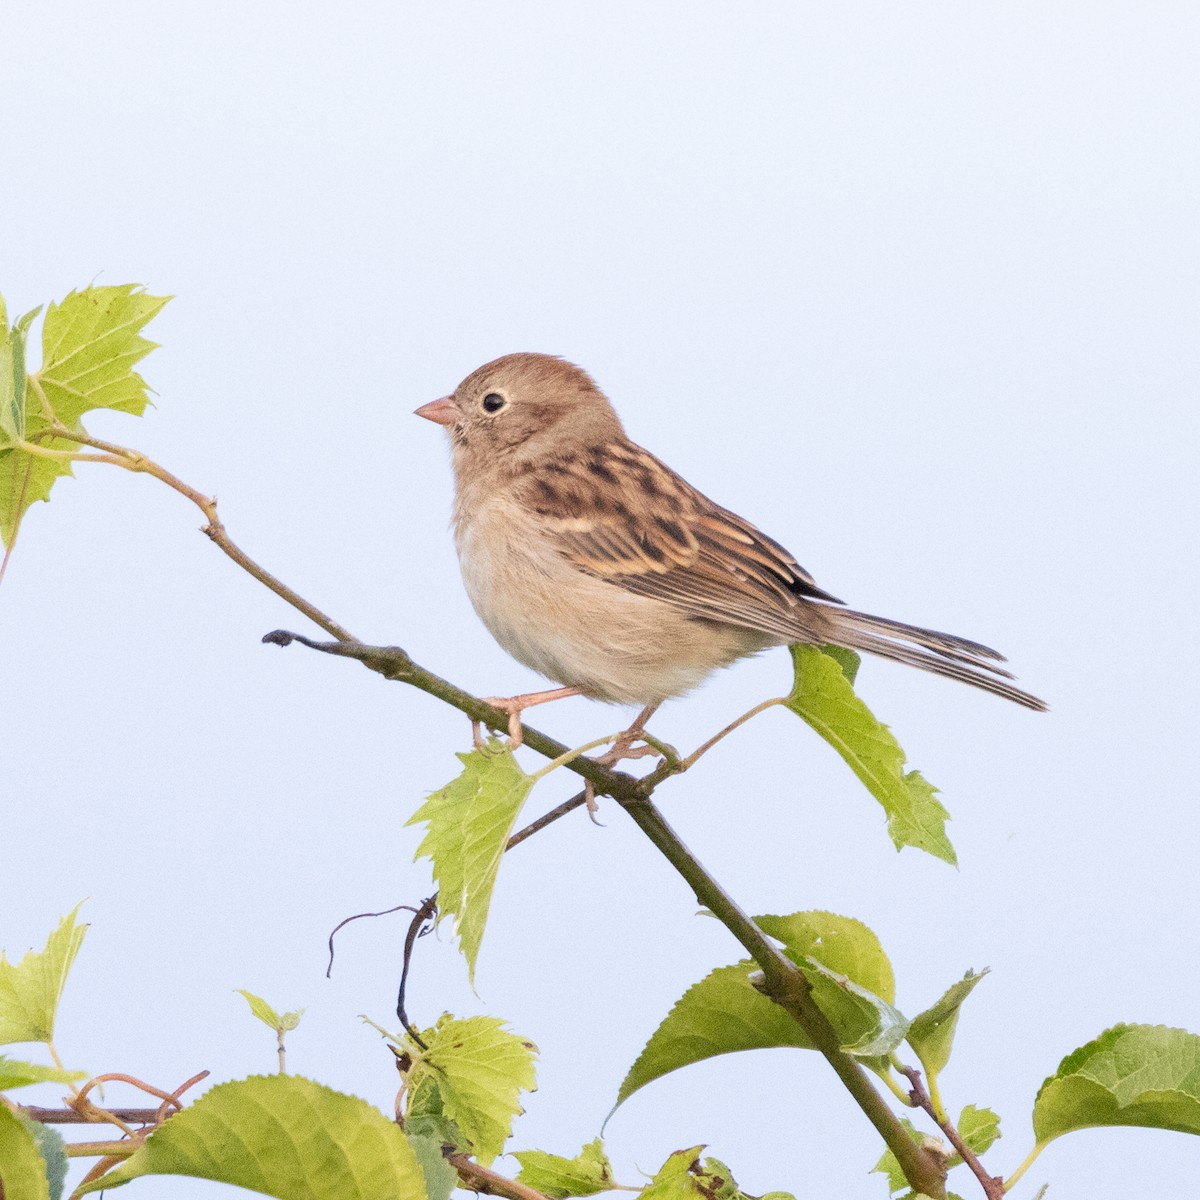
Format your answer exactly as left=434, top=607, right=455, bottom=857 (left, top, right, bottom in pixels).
left=454, top=506, right=768, bottom=705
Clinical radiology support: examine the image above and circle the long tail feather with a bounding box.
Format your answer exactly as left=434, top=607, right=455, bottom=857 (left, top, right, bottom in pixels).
left=820, top=608, right=1047, bottom=712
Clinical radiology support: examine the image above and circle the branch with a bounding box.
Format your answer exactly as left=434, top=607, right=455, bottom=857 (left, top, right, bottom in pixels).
left=447, top=1152, right=555, bottom=1200
left=43, top=426, right=354, bottom=642
left=20, top=1106, right=160, bottom=1125
left=266, top=633, right=947, bottom=1198
left=899, top=1063, right=1004, bottom=1200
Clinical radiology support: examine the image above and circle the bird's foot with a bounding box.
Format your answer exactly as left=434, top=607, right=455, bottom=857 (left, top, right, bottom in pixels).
left=478, top=686, right=584, bottom=750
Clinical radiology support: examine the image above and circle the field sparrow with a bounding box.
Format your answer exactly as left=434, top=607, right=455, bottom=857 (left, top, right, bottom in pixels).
left=417, top=353, right=1045, bottom=741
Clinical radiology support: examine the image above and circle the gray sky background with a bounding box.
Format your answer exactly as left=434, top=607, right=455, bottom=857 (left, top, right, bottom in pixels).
left=3, top=3, right=1198, bottom=1197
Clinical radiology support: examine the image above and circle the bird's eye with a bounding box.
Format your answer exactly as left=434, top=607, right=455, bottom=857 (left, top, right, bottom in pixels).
left=482, top=392, right=506, bottom=413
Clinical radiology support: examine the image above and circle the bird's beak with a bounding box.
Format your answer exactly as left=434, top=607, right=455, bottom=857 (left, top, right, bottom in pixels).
left=415, top=395, right=459, bottom=426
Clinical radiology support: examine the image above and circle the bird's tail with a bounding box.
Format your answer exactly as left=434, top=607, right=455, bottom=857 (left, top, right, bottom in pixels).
left=819, top=606, right=1047, bottom=711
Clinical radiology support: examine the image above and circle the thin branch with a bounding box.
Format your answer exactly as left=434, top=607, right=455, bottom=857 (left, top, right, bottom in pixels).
left=447, top=1152, right=555, bottom=1200
left=396, top=896, right=438, bottom=1047
left=899, top=1063, right=1003, bottom=1200
left=20, top=1107, right=161, bottom=1125
left=506, top=790, right=589, bottom=848
left=63, top=1141, right=138, bottom=1160
left=44, top=425, right=355, bottom=642
left=677, top=697, right=787, bottom=770
left=327, top=904, right=424, bottom=978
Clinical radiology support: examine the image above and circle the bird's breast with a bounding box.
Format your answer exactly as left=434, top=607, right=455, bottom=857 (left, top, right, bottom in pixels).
left=452, top=495, right=769, bottom=704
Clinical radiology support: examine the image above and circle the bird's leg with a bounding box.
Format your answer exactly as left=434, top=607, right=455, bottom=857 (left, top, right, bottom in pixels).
left=595, top=702, right=663, bottom=767
left=480, top=686, right=584, bottom=749
left=583, top=703, right=669, bottom=816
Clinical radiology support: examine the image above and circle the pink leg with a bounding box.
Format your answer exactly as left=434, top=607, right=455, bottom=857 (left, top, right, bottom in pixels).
left=482, top=686, right=584, bottom=748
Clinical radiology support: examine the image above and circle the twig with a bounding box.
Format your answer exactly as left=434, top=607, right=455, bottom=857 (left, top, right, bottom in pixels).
left=677, top=697, right=787, bottom=770
left=506, top=791, right=589, bottom=848
left=327, top=904, right=425, bottom=978
left=899, top=1063, right=1003, bottom=1200
left=264, top=630, right=946, bottom=1197
left=20, top=1107, right=160, bottom=1125
left=396, top=896, right=438, bottom=1047
left=447, top=1152, right=555, bottom=1200
left=43, top=425, right=354, bottom=642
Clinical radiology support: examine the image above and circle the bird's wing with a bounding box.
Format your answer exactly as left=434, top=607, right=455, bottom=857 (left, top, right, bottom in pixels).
left=514, top=439, right=841, bottom=640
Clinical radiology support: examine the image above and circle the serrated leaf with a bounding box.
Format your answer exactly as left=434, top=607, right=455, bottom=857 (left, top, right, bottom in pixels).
left=870, top=1117, right=920, bottom=1194
left=73, top=1074, right=427, bottom=1198
left=0, top=296, right=28, bottom=442
left=756, top=912, right=896, bottom=1002
left=406, top=1134, right=458, bottom=1200
left=406, top=1014, right=537, bottom=1166
left=21, top=1115, right=67, bottom=1200
left=0, top=906, right=87, bottom=1045
left=0, top=438, right=77, bottom=549
left=407, top=743, right=535, bottom=983
left=907, top=969, right=989, bottom=1079
left=954, top=1105, right=1000, bottom=1157
left=640, top=1147, right=706, bottom=1200
left=237, top=989, right=283, bottom=1029
left=1032, top=1023, right=1200, bottom=1144
left=819, top=644, right=861, bottom=684
left=616, top=911, right=897, bottom=1107
left=236, top=989, right=304, bottom=1033
left=0, top=1056, right=85, bottom=1090
left=513, top=1138, right=616, bottom=1198
left=36, top=285, right=170, bottom=423
left=0, top=285, right=168, bottom=548
left=785, top=644, right=955, bottom=864
left=637, top=1149, right=788, bottom=1200
left=0, top=1104, right=51, bottom=1200
left=792, top=955, right=909, bottom=1058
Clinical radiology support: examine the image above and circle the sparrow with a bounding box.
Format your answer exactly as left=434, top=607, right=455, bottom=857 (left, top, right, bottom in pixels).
left=416, top=353, right=1045, bottom=743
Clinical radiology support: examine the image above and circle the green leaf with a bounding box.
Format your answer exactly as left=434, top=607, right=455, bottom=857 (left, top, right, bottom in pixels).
left=73, top=1074, right=428, bottom=1198
left=639, top=1148, right=706, bottom=1200
left=792, top=955, right=908, bottom=1058
left=22, top=1115, right=67, bottom=1200
left=0, top=1055, right=85, bottom=1090
left=406, top=1134, right=458, bottom=1200
left=0, top=434, right=76, bottom=549
left=785, top=644, right=955, bottom=864
left=954, top=1105, right=1001, bottom=1158
left=870, top=1118, right=922, bottom=1195
left=513, top=1138, right=616, bottom=1197
left=0, top=1104, right=51, bottom=1200
left=236, top=989, right=304, bottom=1032
left=1032, top=1023, right=1200, bottom=1144
left=906, top=970, right=989, bottom=1079
left=0, top=285, right=169, bottom=548
left=406, top=1014, right=537, bottom=1166
left=616, top=911, right=898, bottom=1106
left=0, top=296, right=28, bottom=442
left=36, top=285, right=170, bottom=423
left=872, top=1129, right=967, bottom=1199
left=407, top=743, right=535, bottom=983
left=0, top=905, right=87, bottom=1045
left=819, top=644, right=861, bottom=685
left=237, top=988, right=282, bottom=1028
left=637, top=1149, right=791, bottom=1200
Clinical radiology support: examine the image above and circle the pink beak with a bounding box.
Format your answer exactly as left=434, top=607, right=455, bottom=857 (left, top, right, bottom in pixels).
left=415, top=395, right=459, bottom=427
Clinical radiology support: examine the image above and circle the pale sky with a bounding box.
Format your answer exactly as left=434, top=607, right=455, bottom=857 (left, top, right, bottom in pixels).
left=3, top=3, right=1199, bottom=1198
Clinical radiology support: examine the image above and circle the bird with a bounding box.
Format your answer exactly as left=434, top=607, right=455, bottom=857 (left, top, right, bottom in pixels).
left=416, top=352, right=1045, bottom=747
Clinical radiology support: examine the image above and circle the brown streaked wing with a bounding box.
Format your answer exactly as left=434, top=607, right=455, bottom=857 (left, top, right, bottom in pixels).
left=516, top=440, right=841, bottom=637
